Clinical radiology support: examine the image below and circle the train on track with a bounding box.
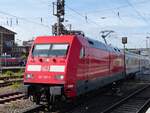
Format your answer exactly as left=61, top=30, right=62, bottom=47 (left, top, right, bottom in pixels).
left=0, top=55, right=24, bottom=66
left=24, top=35, right=150, bottom=108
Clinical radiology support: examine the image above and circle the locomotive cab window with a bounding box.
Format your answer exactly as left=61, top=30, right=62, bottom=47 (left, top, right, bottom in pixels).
left=32, top=43, right=69, bottom=57
left=50, top=44, right=69, bottom=56
left=32, top=44, right=51, bottom=57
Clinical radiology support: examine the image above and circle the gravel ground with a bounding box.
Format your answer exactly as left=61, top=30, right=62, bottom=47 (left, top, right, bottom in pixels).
left=0, top=69, right=149, bottom=113
left=0, top=83, right=35, bottom=113
left=0, top=99, right=35, bottom=113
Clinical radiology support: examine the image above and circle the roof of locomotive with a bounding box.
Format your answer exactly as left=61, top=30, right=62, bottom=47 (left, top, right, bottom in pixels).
left=34, top=35, right=123, bottom=54
left=34, top=35, right=76, bottom=44
left=81, top=36, right=123, bottom=53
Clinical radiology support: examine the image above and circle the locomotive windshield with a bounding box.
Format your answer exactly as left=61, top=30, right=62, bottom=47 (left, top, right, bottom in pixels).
left=32, top=43, right=69, bottom=57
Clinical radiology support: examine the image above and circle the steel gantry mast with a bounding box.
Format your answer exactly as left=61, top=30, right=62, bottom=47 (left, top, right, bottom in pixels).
left=52, top=0, right=65, bottom=36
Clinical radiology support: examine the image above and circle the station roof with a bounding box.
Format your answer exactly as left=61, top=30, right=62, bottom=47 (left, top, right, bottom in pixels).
left=0, top=26, right=16, bottom=35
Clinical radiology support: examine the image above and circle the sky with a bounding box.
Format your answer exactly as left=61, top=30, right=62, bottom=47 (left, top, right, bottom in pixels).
left=0, top=0, right=150, bottom=48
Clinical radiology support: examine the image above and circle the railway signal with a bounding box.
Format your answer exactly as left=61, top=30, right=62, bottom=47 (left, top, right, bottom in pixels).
left=52, top=0, right=84, bottom=36
left=52, top=0, right=65, bottom=36
left=57, top=0, right=65, bottom=16
left=122, top=37, right=127, bottom=44
left=122, top=37, right=128, bottom=77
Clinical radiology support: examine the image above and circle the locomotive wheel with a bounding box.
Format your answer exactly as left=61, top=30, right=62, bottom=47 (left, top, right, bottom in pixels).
left=111, top=82, right=121, bottom=95
left=47, top=95, right=56, bottom=111
left=33, top=94, right=41, bottom=104
left=47, top=95, right=66, bottom=111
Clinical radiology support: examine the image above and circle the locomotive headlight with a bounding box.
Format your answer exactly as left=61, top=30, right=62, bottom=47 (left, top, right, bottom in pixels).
left=26, top=74, right=33, bottom=79
left=55, top=75, right=64, bottom=80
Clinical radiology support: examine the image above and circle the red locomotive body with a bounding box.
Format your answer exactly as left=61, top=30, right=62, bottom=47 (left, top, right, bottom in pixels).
left=24, top=35, right=148, bottom=105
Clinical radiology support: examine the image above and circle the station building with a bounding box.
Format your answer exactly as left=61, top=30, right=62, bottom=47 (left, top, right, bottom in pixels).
left=0, top=26, right=16, bottom=56
left=0, top=26, right=27, bottom=57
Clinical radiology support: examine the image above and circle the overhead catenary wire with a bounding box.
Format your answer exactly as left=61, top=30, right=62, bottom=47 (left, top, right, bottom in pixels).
left=41, top=0, right=102, bottom=36
left=0, top=16, right=50, bottom=40
left=96, top=0, right=150, bottom=48
left=0, top=1, right=52, bottom=39
left=125, top=0, right=150, bottom=25
left=65, top=4, right=129, bottom=45
left=65, top=5, right=100, bottom=27
left=87, top=0, right=150, bottom=14
left=0, top=0, right=146, bottom=48
left=36, top=0, right=150, bottom=49
left=0, top=10, right=50, bottom=29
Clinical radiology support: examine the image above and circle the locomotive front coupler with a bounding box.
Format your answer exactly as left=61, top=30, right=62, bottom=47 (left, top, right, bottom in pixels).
left=49, top=86, right=63, bottom=95
left=27, top=84, right=64, bottom=97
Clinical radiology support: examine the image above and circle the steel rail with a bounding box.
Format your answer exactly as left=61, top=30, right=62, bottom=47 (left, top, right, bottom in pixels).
left=136, top=98, right=150, bottom=113
left=0, top=79, right=23, bottom=88
left=0, top=92, right=24, bottom=104
left=101, top=84, right=150, bottom=113
left=21, top=105, right=46, bottom=113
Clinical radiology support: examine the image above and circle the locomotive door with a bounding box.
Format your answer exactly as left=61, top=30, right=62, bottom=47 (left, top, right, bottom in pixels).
left=85, top=47, right=89, bottom=92
left=78, top=47, right=89, bottom=94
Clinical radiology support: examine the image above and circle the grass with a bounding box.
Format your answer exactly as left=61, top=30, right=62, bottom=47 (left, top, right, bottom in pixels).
left=11, top=82, right=22, bottom=89
left=0, top=70, right=24, bottom=78
left=4, top=71, right=14, bottom=77
left=14, top=69, right=24, bottom=77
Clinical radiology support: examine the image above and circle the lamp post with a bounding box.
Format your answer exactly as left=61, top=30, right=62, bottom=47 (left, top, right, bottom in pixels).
left=122, top=37, right=127, bottom=77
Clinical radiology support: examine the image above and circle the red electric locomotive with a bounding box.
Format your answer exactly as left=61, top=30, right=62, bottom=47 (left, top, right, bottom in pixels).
left=24, top=34, right=148, bottom=107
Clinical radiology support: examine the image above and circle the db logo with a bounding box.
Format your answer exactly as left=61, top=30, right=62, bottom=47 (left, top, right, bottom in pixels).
left=42, top=66, right=49, bottom=71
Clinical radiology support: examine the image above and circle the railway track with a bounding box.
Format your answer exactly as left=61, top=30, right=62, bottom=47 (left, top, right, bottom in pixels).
left=21, top=105, right=46, bottom=113
left=101, top=84, right=150, bottom=113
left=19, top=79, right=150, bottom=113
left=0, top=75, right=23, bottom=80
left=62, top=80, right=150, bottom=113
left=0, top=92, right=25, bottom=104
left=0, top=79, right=23, bottom=88
left=0, top=81, right=12, bottom=88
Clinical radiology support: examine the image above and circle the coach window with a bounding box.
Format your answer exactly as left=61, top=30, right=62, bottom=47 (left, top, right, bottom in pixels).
left=80, top=48, right=84, bottom=59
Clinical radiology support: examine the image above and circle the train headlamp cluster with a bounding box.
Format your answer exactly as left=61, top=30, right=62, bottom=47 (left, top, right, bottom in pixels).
left=26, top=74, right=33, bottom=79
left=55, top=75, right=64, bottom=80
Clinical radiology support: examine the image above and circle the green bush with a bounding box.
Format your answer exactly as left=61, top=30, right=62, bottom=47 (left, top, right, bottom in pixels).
left=15, top=69, right=24, bottom=78
left=4, top=71, right=14, bottom=77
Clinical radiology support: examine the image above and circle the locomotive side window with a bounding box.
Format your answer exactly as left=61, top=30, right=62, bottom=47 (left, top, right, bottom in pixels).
left=32, top=43, right=69, bottom=57
left=80, top=48, right=84, bottom=58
